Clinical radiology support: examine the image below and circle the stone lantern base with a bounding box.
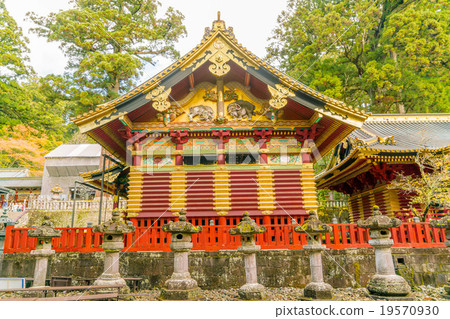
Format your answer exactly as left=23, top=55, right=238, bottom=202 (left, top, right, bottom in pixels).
left=443, top=284, right=450, bottom=300
left=160, top=287, right=202, bottom=300
left=302, top=282, right=334, bottom=300
left=367, top=274, right=413, bottom=300
left=93, top=274, right=129, bottom=293
left=238, top=283, right=266, bottom=300
left=160, top=274, right=202, bottom=300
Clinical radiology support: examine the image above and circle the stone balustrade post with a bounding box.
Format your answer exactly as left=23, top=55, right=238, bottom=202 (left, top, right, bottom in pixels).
left=160, top=209, right=202, bottom=300
left=229, top=211, right=267, bottom=300
left=294, top=210, right=333, bottom=300
left=92, top=208, right=135, bottom=292
left=431, top=213, right=450, bottom=299
left=357, top=206, right=412, bottom=300
left=28, top=216, right=61, bottom=287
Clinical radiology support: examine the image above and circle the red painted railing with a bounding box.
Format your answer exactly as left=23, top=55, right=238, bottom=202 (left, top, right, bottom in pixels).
left=395, top=208, right=448, bottom=222
left=2, top=222, right=446, bottom=254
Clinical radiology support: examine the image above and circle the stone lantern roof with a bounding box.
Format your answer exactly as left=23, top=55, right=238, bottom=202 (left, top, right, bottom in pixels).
left=93, top=209, right=135, bottom=235
left=229, top=212, right=266, bottom=235
left=431, top=213, right=450, bottom=246
left=357, top=206, right=401, bottom=230
left=162, top=210, right=202, bottom=234
left=430, top=213, right=450, bottom=230
left=294, top=210, right=331, bottom=234
left=28, top=216, right=61, bottom=238
left=0, top=209, right=14, bottom=227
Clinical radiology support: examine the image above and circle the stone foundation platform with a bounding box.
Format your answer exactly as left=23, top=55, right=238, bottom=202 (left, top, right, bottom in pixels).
left=1, top=248, right=448, bottom=290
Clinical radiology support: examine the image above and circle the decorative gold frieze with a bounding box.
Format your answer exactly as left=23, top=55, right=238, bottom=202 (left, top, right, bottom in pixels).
left=145, top=86, right=172, bottom=112
left=203, top=89, right=238, bottom=102
left=209, top=51, right=230, bottom=77
left=268, top=84, right=295, bottom=110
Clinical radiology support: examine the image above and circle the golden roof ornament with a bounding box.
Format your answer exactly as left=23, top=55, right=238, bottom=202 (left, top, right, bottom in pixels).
left=204, top=11, right=235, bottom=39
left=145, top=86, right=171, bottom=112
left=268, top=84, right=295, bottom=109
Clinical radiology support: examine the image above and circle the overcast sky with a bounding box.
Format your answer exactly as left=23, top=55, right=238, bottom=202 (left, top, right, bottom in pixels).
left=4, top=0, right=288, bottom=82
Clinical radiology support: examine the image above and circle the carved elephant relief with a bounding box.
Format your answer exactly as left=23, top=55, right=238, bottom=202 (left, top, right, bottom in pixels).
left=188, top=105, right=215, bottom=122
left=227, top=100, right=256, bottom=120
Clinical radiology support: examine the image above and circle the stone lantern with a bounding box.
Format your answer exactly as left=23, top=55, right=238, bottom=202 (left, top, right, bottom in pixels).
left=294, top=210, right=333, bottom=300
left=49, top=185, right=63, bottom=201
left=160, top=209, right=203, bottom=300
left=27, top=216, right=61, bottom=287
left=92, top=208, right=135, bottom=289
left=229, top=211, right=267, bottom=300
left=430, top=213, right=450, bottom=299
left=357, top=205, right=411, bottom=299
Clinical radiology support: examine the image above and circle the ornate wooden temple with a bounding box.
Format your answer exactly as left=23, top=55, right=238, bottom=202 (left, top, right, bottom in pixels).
left=317, top=114, right=450, bottom=222
left=73, top=16, right=368, bottom=227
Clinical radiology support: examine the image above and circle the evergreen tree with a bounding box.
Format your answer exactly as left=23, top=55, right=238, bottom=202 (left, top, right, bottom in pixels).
left=268, top=0, right=449, bottom=113
left=0, top=0, right=33, bottom=126
left=28, top=0, right=187, bottom=115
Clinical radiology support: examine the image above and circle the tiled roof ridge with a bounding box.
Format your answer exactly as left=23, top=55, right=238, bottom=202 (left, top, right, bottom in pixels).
left=367, top=114, right=450, bottom=122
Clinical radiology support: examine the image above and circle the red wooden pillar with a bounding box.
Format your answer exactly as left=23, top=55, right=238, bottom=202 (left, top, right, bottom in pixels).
left=253, top=128, right=273, bottom=164
left=133, top=142, right=142, bottom=166
left=170, top=130, right=189, bottom=165
left=212, top=129, right=231, bottom=165
left=218, top=216, right=226, bottom=225
left=301, top=152, right=312, bottom=163
left=175, top=143, right=183, bottom=165
left=217, top=139, right=225, bottom=164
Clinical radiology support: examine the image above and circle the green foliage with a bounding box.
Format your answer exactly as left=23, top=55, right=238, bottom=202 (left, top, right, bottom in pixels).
left=268, top=0, right=449, bottom=113
left=0, top=0, right=33, bottom=127
left=28, top=0, right=187, bottom=116
left=389, top=152, right=450, bottom=221
left=0, top=1, right=71, bottom=144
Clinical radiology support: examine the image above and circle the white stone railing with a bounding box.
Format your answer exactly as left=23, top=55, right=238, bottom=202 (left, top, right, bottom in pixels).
left=321, top=200, right=348, bottom=208
left=25, top=198, right=127, bottom=212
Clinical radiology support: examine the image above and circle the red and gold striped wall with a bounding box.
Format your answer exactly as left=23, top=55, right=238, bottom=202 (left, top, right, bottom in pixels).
left=348, top=184, right=413, bottom=222
left=127, top=167, right=317, bottom=220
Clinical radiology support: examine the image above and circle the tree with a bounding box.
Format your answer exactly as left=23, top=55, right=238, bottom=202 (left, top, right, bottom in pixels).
left=28, top=0, right=187, bottom=115
left=389, top=152, right=450, bottom=221
left=0, top=1, right=69, bottom=141
left=0, top=0, right=34, bottom=127
left=0, top=124, right=60, bottom=171
left=267, top=0, right=449, bottom=113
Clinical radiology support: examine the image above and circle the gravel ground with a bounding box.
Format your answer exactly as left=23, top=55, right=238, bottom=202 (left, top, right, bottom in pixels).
left=0, top=286, right=446, bottom=301
left=128, top=286, right=447, bottom=301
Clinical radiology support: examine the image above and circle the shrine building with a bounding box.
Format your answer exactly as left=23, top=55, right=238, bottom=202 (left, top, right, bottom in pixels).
left=317, top=114, right=450, bottom=222
left=73, top=16, right=368, bottom=227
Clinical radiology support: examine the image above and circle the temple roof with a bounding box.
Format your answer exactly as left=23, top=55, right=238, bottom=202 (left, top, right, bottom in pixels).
left=349, top=114, right=450, bottom=152
left=72, top=16, right=369, bottom=162
left=0, top=168, right=30, bottom=178
left=316, top=114, right=450, bottom=190
left=80, top=164, right=127, bottom=195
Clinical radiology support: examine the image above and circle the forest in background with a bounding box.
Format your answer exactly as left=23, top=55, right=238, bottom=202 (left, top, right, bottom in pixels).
left=0, top=0, right=448, bottom=171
